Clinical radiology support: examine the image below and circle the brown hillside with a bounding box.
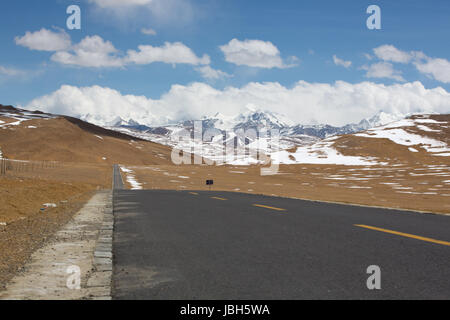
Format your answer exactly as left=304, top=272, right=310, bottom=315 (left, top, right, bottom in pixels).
left=0, top=106, right=172, bottom=165
left=333, top=114, right=450, bottom=166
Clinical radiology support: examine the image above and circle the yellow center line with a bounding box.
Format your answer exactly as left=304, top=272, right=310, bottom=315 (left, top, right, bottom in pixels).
left=189, top=192, right=199, bottom=195
left=355, top=224, right=450, bottom=247
left=211, top=197, right=228, bottom=201
left=253, top=204, right=286, bottom=212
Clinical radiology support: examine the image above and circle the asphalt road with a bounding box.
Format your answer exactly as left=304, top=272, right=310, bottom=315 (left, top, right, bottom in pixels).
left=112, top=190, right=450, bottom=300
left=112, top=165, right=124, bottom=190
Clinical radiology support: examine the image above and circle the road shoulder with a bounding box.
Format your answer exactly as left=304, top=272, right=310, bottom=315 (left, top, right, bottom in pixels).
left=0, top=191, right=113, bottom=300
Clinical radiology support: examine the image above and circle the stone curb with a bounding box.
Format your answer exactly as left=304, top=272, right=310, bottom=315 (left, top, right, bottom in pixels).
left=86, top=193, right=114, bottom=299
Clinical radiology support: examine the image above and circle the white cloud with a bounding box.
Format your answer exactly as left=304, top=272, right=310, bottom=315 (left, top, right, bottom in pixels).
left=126, top=42, right=210, bottom=66
left=219, top=39, right=296, bottom=69
left=27, top=81, right=450, bottom=127
left=196, top=66, right=232, bottom=80
left=415, top=57, right=450, bottom=84
left=372, top=45, right=450, bottom=83
left=126, top=42, right=211, bottom=65
left=15, top=28, right=71, bottom=52
left=141, top=28, right=157, bottom=35
left=15, top=30, right=210, bottom=68
left=362, top=62, right=405, bottom=82
left=373, top=45, right=412, bottom=64
left=51, top=36, right=124, bottom=68
left=333, top=55, right=352, bottom=68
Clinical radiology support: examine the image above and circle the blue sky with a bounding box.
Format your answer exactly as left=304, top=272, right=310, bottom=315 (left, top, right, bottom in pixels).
left=0, top=0, right=449, bottom=125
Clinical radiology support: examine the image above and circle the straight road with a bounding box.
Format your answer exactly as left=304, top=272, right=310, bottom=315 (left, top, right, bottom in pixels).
left=112, top=190, right=450, bottom=299
left=112, top=165, right=124, bottom=190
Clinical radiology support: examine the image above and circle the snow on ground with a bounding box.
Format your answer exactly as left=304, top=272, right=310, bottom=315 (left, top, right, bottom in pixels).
left=355, top=117, right=449, bottom=156
left=0, top=110, right=55, bottom=129
left=414, top=119, right=446, bottom=124
left=270, top=139, right=382, bottom=166
left=108, top=126, right=319, bottom=166
left=417, top=125, right=440, bottom=132
left=120, top=166, right=143, bottom=190
left=109, top=115, right=449, bottom=165
left=43, top=203, right=57, bottom=208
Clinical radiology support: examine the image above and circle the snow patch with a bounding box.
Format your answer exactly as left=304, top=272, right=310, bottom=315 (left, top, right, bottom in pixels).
left=356, top=128, right=448, bottom=155
left=120, top=166, right=143, bottom=190
left=271, top=140, right=381, bottom=166
left=43, top=203, right=57, bottom=208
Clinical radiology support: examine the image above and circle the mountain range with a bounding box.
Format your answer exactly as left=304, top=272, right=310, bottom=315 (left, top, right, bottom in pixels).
left=108, top=109, right=408, bottom=140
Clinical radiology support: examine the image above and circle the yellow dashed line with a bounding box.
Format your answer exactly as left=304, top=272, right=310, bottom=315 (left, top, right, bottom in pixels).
left=253, top=204, right=286, bottom=212
left=355, top=224, right=450, bottom=247
left=189, top=192, right=199, bottom=195
left=211, top=197, right=228, bottom=201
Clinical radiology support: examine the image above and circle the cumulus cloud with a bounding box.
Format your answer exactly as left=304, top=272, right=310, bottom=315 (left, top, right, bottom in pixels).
left=196, top=66, right=232, bottom=80
left=126, top=42, right=210, bottom=65
left=373, top=45, right=413, bottom=64
left=362, top=62, right=405, bottom=82
left=414, top=57, right=450, bottom=84
left=51, top=36, right=124, bottom=68
left=372, top=44, right=450, bottom=83
left=27, top=81, right=450, bottom=127
left=15, top=28, right=71, bottom=52
left=220, top=39, right=296, bottom=69
left=333, top=55, right=352, bottom=68
left=16, top=29, right=210, bottom=69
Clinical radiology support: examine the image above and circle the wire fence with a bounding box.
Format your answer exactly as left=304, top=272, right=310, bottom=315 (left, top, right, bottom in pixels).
left=0, top=158, right=61, bottom=177
left=0, top=158, right=111, bottom=188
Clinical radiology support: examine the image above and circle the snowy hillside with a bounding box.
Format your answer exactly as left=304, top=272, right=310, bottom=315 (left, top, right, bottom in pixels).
left=275, top=114, right=450, bottom=166
left=109, top=113, right=449, bottom=167
left=355, top=115, right=450, bottom=157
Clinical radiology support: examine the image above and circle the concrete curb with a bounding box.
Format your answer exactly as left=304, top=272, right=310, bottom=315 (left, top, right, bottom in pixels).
left=0, top=191, right=112, bottom=300
left=86, top=192, right=114, bottom=300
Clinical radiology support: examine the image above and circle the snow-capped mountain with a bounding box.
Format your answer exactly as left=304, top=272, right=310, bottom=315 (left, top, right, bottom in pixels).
left=287, top=111, right=407, bottom=139
left=105, top=109, right=410, bottom=166
left=106, top=116, right=141, bottom=128
left=111, top=109, right=408, bottom=140
left=232, top=109, right=293, bottom=131
left=183, top=109, right=293, bottom=132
